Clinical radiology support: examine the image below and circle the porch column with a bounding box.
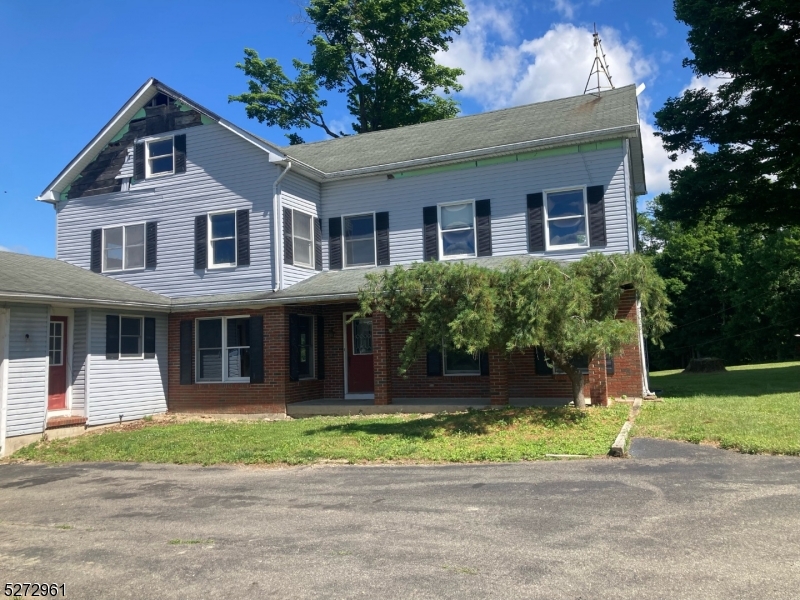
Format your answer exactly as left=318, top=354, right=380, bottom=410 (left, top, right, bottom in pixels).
left=489, top=350, right=509, bottom=406
left=373, top=311, right=392, bottom=405
left=588, top=352, right=609, bottom=406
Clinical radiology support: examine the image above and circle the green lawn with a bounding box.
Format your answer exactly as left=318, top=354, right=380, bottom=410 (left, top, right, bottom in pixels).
left=14, top=405, right=629, bottom=466
left=635, top=361, right=800, bottom=455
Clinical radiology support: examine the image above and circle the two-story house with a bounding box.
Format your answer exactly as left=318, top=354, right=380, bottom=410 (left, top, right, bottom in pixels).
left=0, top=78, right=649, bottom=455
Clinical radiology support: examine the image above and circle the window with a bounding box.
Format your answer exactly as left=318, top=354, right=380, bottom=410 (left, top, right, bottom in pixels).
left=297, top=315, right=314, bottom=378
left=444, top=346, right=481, bottom=375
left=146, top=136, right=174, bottom=177
left=343, top=214, right=375, bottom=267
left=352, top=318, right=373, bottom=354
left=120, top=317, right=143, bottom=358
left=545, top=188, right=589, bottom=249
left=48, top=321, right=63, bottom=366
left=208, top=212, right=237, bottom=267
left=554, top=355, right=590, bottom=375
left=196, top=316, right=251, bottom=382
left=103, top=224, right=145, bottom=272
left=293, top=210, right=314, bottom=268
left=439, top=201, right=476, bottom=258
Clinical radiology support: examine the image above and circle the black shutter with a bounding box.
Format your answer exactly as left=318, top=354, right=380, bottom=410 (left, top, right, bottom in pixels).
left=314, top=218, right=322, bottom=271
left=194, top=215, right=207, bottom=270
left=249, top=315, right=264, bottom=384
left=145, top=222, right=157, bottom=269
left=316, top=315, right=325, bottom=379
left=480, top=351, right=490, bottom=376
left=236, top=209, right=250, bottom=266
left=133, top=141, right=145, bottom=181
left=606, top=354, right=615, bottom=376
left=289, top=314, right=300, bottom=381
left=587, top=185, right=607, bottom=247
left=423, top=206, right=438, bottom=261
left=90, top=229, right=102, bottom=273
left=475, top=199, right=492, bottom=257
left=144, top=317, right=156, bottom=356
left=283, top=207, right=293, bottom=265
left=174, top=134, right=187, bottom=174
left=527, top=193, right=545, bottom=252
left=534, top=347, right=553, bottom=375
left=329, top=217, right=342, bottom=270
left=426, top=348, right=443, bottom=376
left=179, top=320, right=193, bottom=385
left=376, top=211, right=390, bottom=266
left=105, top=315, right=119, bottom=359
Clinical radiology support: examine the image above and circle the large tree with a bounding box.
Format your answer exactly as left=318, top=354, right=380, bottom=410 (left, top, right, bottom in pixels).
left=229, top=0, right=468, bottom=144
left=356, top=254, right=670, bottom=408
left=654, top=0, right=800, bottom=228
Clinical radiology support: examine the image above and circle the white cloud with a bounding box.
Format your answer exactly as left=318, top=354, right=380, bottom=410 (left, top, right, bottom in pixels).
left=552, top=0, right=578, bottom=19
left=0, top=246, right=9, bottom=252
left=0, top=244, right=29, bottom=254
left=648, top=19, right=668, bottom=38
left=683, top=74, right=728, bottom=95
left=638, top=118, right=692, bottom=196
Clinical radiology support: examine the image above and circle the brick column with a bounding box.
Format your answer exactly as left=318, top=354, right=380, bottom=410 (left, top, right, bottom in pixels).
left=372, top=311, right=392, bottom=405
left=489, top=350, right=509, bottom=406
left=588, top=352, right=609, bottom=407
left=264, top=305, right=288, bottom=405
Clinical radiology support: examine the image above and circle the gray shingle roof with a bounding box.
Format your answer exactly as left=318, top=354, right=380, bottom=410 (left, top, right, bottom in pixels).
left=0, top=252, right=170, bottom=308
left=281, top=86, right=639, bottom=175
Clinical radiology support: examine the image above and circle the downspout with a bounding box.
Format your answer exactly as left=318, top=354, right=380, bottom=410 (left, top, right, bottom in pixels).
left=636, top=299, right=654, bottom=397
left=272, top=162, right=293, bottom=292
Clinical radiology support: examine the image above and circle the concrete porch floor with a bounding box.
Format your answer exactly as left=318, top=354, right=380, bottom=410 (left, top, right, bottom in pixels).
left=286, top=397, right=572, bottom=417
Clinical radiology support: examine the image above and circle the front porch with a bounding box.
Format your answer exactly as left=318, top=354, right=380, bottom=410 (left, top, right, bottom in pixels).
left=287, top=397, right=573, bottom=417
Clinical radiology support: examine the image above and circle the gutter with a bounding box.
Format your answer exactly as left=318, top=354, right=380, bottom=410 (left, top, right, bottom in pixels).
left=0, top=293, right=170, bottom=311
left=271, top=161, right=293, bottom=291
left=636, top=299, right=654, bottom=397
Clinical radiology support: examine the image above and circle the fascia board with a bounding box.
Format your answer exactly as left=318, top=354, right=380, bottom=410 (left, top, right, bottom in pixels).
left=0, top=292, right=170, bottom=311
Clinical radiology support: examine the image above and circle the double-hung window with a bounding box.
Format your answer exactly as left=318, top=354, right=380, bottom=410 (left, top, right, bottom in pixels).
left=146, top=136, right=174, bottom=177
left=343, top=214, right=375, bottom=267
left=439, top=201, right=476, bottom=259
left=103, top=224, right=145, bottom=272
left=443, top=346, right=481, bottom=375
left=120, top=316, right=143, bottom=358
left=208, top=212, right=237, bottom=267
left=544, top=188, right=589, bottom=249
left=293, top=210, right=314, bottom=268
left=196, top=316, right=251, bottom=382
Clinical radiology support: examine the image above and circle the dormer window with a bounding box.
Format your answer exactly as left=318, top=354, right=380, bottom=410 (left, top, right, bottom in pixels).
left=146, top=136, right=174, bottom=177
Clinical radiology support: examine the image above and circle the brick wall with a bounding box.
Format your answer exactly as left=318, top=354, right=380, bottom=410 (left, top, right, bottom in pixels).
left=606, top=289, right=644, bottom=398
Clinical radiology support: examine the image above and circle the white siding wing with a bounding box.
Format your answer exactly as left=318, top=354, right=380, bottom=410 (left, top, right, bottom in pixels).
left=6, top=304, right=48, bottom=437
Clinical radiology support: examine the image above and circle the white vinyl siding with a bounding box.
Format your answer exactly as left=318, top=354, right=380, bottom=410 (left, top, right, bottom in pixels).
left=86, top=309, right=167, bottom=426
left=55, top=122, right=279, bottom=298
left=5, top=305, right=48, bottom=437
left=71, top=309, right=88, bottom=414
left=281, top=170, right=321, bottom=287
left=320, top=144, right=632, bottom=268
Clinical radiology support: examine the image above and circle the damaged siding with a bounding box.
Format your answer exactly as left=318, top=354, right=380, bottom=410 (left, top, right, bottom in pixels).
left=65, top=94, right=205, bottom=200
left=56, top=122, right=279, bottom=297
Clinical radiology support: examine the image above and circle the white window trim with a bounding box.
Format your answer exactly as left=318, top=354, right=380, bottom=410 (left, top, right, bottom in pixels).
left=48, top=320, right=64, bottom=366
left=145, top=135, right=175, bottom=179
left=102, top=222, right=147, bottom=273
left=292, top=209, right=315, bottom=270
left=119, top=315, right=144, bottom=360
left=195, top=315, right=251, bottom=383
left=542, top=186, right=590, bottom=251
left=207, top=210, right=238, bottom=269
left=442, top=345, right=482, bottom=376
left=296, top=314, right=316, bottom=380
left=437, top=200, right=477, bottom=261
left=342, top=212, right=377, bottom=269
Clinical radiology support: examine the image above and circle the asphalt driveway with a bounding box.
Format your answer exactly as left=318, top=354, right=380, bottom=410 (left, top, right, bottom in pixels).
left=1, top=439, right=799, bottom=599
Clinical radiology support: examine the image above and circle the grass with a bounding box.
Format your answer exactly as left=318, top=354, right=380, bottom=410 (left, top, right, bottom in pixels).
left=14, top=405, right=629, bottom=466
left=635, top=361, right=800, bottom=455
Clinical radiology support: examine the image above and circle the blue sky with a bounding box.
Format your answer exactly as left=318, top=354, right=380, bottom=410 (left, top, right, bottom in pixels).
left=0, top=0, right=700, bottom=257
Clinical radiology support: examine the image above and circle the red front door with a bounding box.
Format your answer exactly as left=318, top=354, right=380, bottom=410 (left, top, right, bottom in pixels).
left=48, top=317, right=68, bottom=410
left=346, top=316, right=374, bottom=394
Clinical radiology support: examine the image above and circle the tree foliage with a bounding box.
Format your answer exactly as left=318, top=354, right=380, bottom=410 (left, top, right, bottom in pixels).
left=356, top=254, right=671, bottom=407
left=654, top=0, right=800, bottom=228
left=640, top=197, right=800, bottom=369
left=229, top=0, right=468, bottom=144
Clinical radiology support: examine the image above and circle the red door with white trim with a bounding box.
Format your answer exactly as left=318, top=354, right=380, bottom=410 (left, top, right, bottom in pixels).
left=48, top=317, right=68, bottom=410
left=346, top=316, right=374, bottom=394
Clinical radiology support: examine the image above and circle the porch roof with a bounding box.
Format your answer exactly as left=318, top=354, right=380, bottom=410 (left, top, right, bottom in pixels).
left=0, top=251, right=171, bottom=309
left=170, top=254, right=541, bottom=311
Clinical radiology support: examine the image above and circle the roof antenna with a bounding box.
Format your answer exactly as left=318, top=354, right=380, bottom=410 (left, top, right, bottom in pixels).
left=584, top=24, right=615, bottom=97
